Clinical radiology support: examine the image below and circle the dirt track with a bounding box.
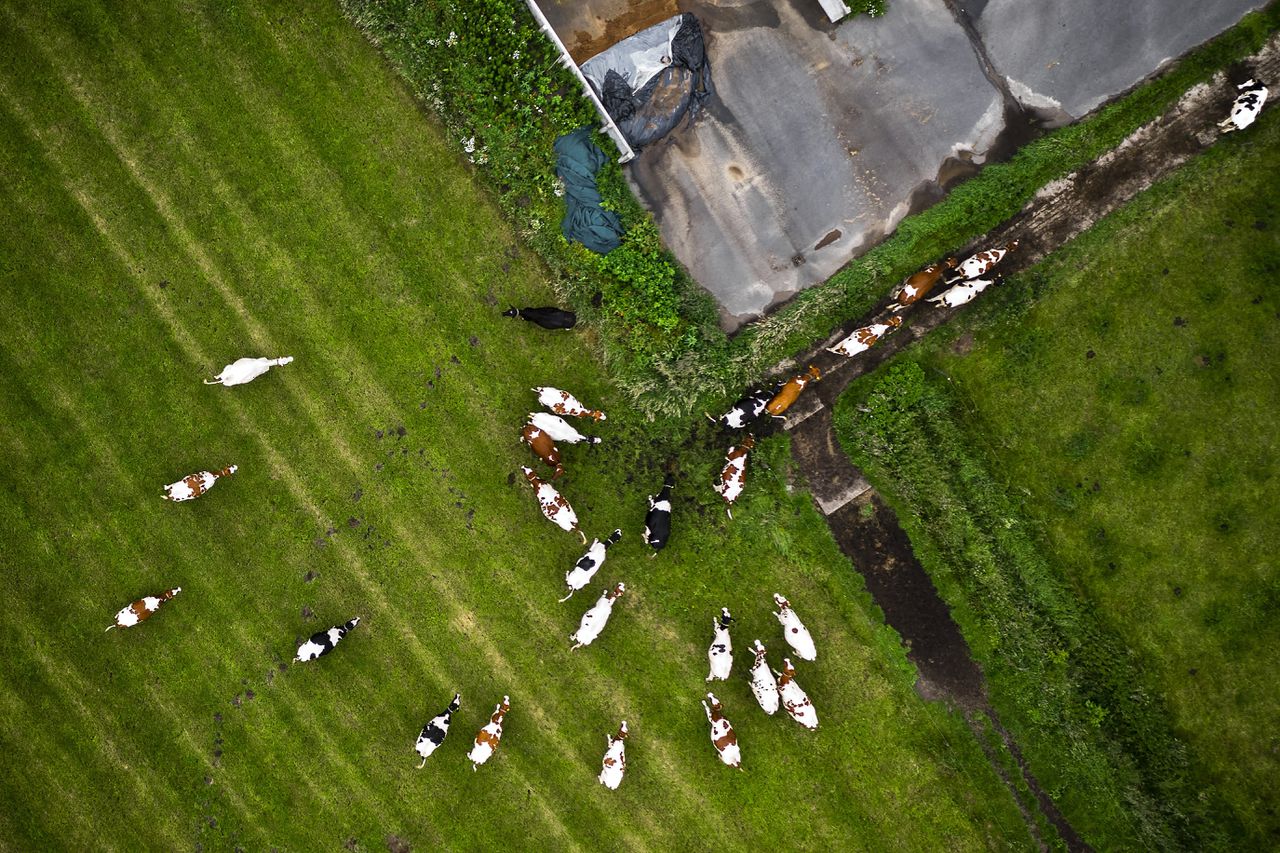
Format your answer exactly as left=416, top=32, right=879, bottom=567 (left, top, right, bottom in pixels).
left=777, top=33, right=1280, bottom=852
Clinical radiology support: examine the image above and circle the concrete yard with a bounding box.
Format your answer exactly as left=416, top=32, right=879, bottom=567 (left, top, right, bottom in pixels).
left=538, top=0, right=1265, bottom=328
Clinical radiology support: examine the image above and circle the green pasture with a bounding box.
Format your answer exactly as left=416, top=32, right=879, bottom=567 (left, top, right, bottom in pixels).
left=0, top=0, right=1032, bottom=849
left=838, top=110, right=1280, bottom=848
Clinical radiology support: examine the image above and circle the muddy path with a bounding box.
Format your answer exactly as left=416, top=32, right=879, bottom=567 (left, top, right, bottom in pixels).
left=776, top=33, right=1280, bottom=852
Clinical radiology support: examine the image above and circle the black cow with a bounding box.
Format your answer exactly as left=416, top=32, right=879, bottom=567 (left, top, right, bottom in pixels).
left=295, top=617, right=360, bottom=662
left=415, top=693, right=461, bottom=766
left=710, top=388, right=774, bottom=430
left=503, top=306, right=577, bottom=330
left=644, top=474, right=676, bottom=556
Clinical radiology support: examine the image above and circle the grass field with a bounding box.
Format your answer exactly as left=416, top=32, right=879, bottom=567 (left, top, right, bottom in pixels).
left=836, top=110, right=1280, bottom=848
left=0, top=0, right=1036, bottom=849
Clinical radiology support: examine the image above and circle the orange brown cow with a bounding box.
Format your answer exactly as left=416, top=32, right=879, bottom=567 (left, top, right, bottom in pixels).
left=520, top=423, right=564, bottom=479
left=890, top=258, right=958, bottom=311
left=467, top=695, right=511, bottom=769
left=105, top=587, right=181, bottom=631
left=765, top=366, right=821, bottom=416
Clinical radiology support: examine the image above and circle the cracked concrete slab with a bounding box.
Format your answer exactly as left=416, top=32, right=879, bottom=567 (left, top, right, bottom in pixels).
left=971, top=0, right=1268, bottom=118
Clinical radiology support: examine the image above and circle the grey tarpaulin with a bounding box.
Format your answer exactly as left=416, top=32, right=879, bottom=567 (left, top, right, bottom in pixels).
left=580, top=13, right=713, bottom=150
left=554, top=127, right=625, bottom=255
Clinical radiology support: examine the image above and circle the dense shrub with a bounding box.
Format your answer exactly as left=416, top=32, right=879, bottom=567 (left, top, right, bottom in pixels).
left=834, top=362, right=1240, bottom=849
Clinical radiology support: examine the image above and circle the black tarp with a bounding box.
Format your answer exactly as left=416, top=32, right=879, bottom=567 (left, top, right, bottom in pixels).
left=582, top=13, right=713, bottom=150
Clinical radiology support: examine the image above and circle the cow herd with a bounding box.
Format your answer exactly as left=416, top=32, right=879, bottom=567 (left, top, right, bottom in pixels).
left=101, top=77, right=1269, bottom=796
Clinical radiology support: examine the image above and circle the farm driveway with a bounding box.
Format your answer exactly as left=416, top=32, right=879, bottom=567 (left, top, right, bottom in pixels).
left=539, top=0, right=1265, bottom=329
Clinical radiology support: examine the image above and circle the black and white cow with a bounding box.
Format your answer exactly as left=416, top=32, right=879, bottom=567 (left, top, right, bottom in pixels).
left=295, top=617, right=360, bottom=662
left=415, top=693, right=461, bottom=767
left=643, top=474, right=676, bottom=556
left=705, top=608, right=734, bottom=682
left=710, top=388, right=774, bottom=430
left=1220, top=78, right=1268, bottom=133
left=503, top=306, right=577, bottom=330
left=560, top=529, right=623, bottom=602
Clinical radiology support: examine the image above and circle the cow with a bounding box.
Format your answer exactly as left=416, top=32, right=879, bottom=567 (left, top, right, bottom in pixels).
left=520, top=423, right=564, bottom=480
left=827, top=316, right=903, bottom=358
left=527, top=412, right=601, bottom=446
left=775, top=658, right=818, bottom=730
left=503, top=306, right=577, bottom=330
left=765, top=366, right=821, bottom=416
left=560, top=529, right=622, bottom=602
left=643, top=474, right=676, bottom=556
left=890, top=259, right=958, bottom=311
left=927, top=275, right=1001, bottom=309
left=1219, top=78, right=1268, bottom=132
left=570, top=583, right=625, bottom=650
left=709, top=387, right=773, bottom=430
left=295, top=617, right=360, bottom=662
left=467, top=695, right=511, bottom=770
left=520, top=466, right=584, bottom=542
left=598, top=721, right=629, bottom=790
left=944, top=240, right=1019, bottom=284
left=203, top=356, right=294, bottom=386
left=105, top=587, right=181, bottom=631
left=533, top=387, right=606, bottom=421
left=415, top=693, right=461, bottom=767
left=163, top=465, right=237, bottom=502
left=748, top=639, right=780, bottom=715
left=712, top=435, right=755, bottom=519
left=773, top=593, right=817, bottom=661
left=701, top=693, right=742, bottom=769
left=705, top=608, right=734, bottom=682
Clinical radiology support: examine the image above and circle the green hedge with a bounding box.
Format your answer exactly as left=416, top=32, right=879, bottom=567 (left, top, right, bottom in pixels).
left=341, top=0, right=1279, bottom=417
left=833, top=362, right=1240, bottom=850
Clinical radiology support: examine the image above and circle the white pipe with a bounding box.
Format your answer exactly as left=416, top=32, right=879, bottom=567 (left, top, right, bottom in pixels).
left=523, top=0, right=636, bottom=164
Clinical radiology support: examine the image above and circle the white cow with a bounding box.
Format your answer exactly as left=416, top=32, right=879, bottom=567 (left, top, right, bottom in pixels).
left=701, top=693, right=742, bottom=769
left=1220, top=78, right=1268, bottom=132
left=570, top=583, right=625, bottom=650
left=560, top=530, right=622, bottom=602
left=527, top=412, right=601, bottom=445
left=598, top=721, right=629, bottom=790
left=705, top=608, right=734, bottom=682
left=533, top=387, right=606, bottom=421
left=773, top=593, right=817, bottom=661
left=747, top=639, right=780, bottom=715
left=204, top=356, right=294, bottom=386
left=927, top=276, right=999, bottom=309
left=776, top=658, right=818, bottom=730
left=163, top=465, right=237, bottom=502
left=467, top=695, right=511, bottom=770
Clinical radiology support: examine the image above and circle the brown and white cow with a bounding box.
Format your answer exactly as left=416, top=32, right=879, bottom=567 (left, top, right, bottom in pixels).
left=827, top=316, right=903, bottom=358
left=890, top=258, right=958, bottom=311
left=520, top=423, right=564, bottom=480
left=766, top=366, right=821, bottom=416
left=701, top=693, right=742, bottom=769
left=533, top=387, right=606, bottom=421
left=520, top=466, right=583, bottom=542
left=203, top=356, right=293, bottom=387
left=748, top=640, right=780, bottom=715
left=712, top=435, right=755, bottom=519
left=570, top=582, right=625, bottom=650
left=775, top=658, right=819, bottom=730
left=105, top=587, right=181, bottom=631
left=945, top=240, right=1019, bottom=284
left=163, top=465, right=237, bottom=502
left=467, top=695, right=511, bottom=770
left=598, top=720, right=629, bottom=790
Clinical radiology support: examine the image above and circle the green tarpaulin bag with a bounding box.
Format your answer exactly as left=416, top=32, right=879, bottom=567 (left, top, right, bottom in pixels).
left=554, top=127, right=624, bottom=254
